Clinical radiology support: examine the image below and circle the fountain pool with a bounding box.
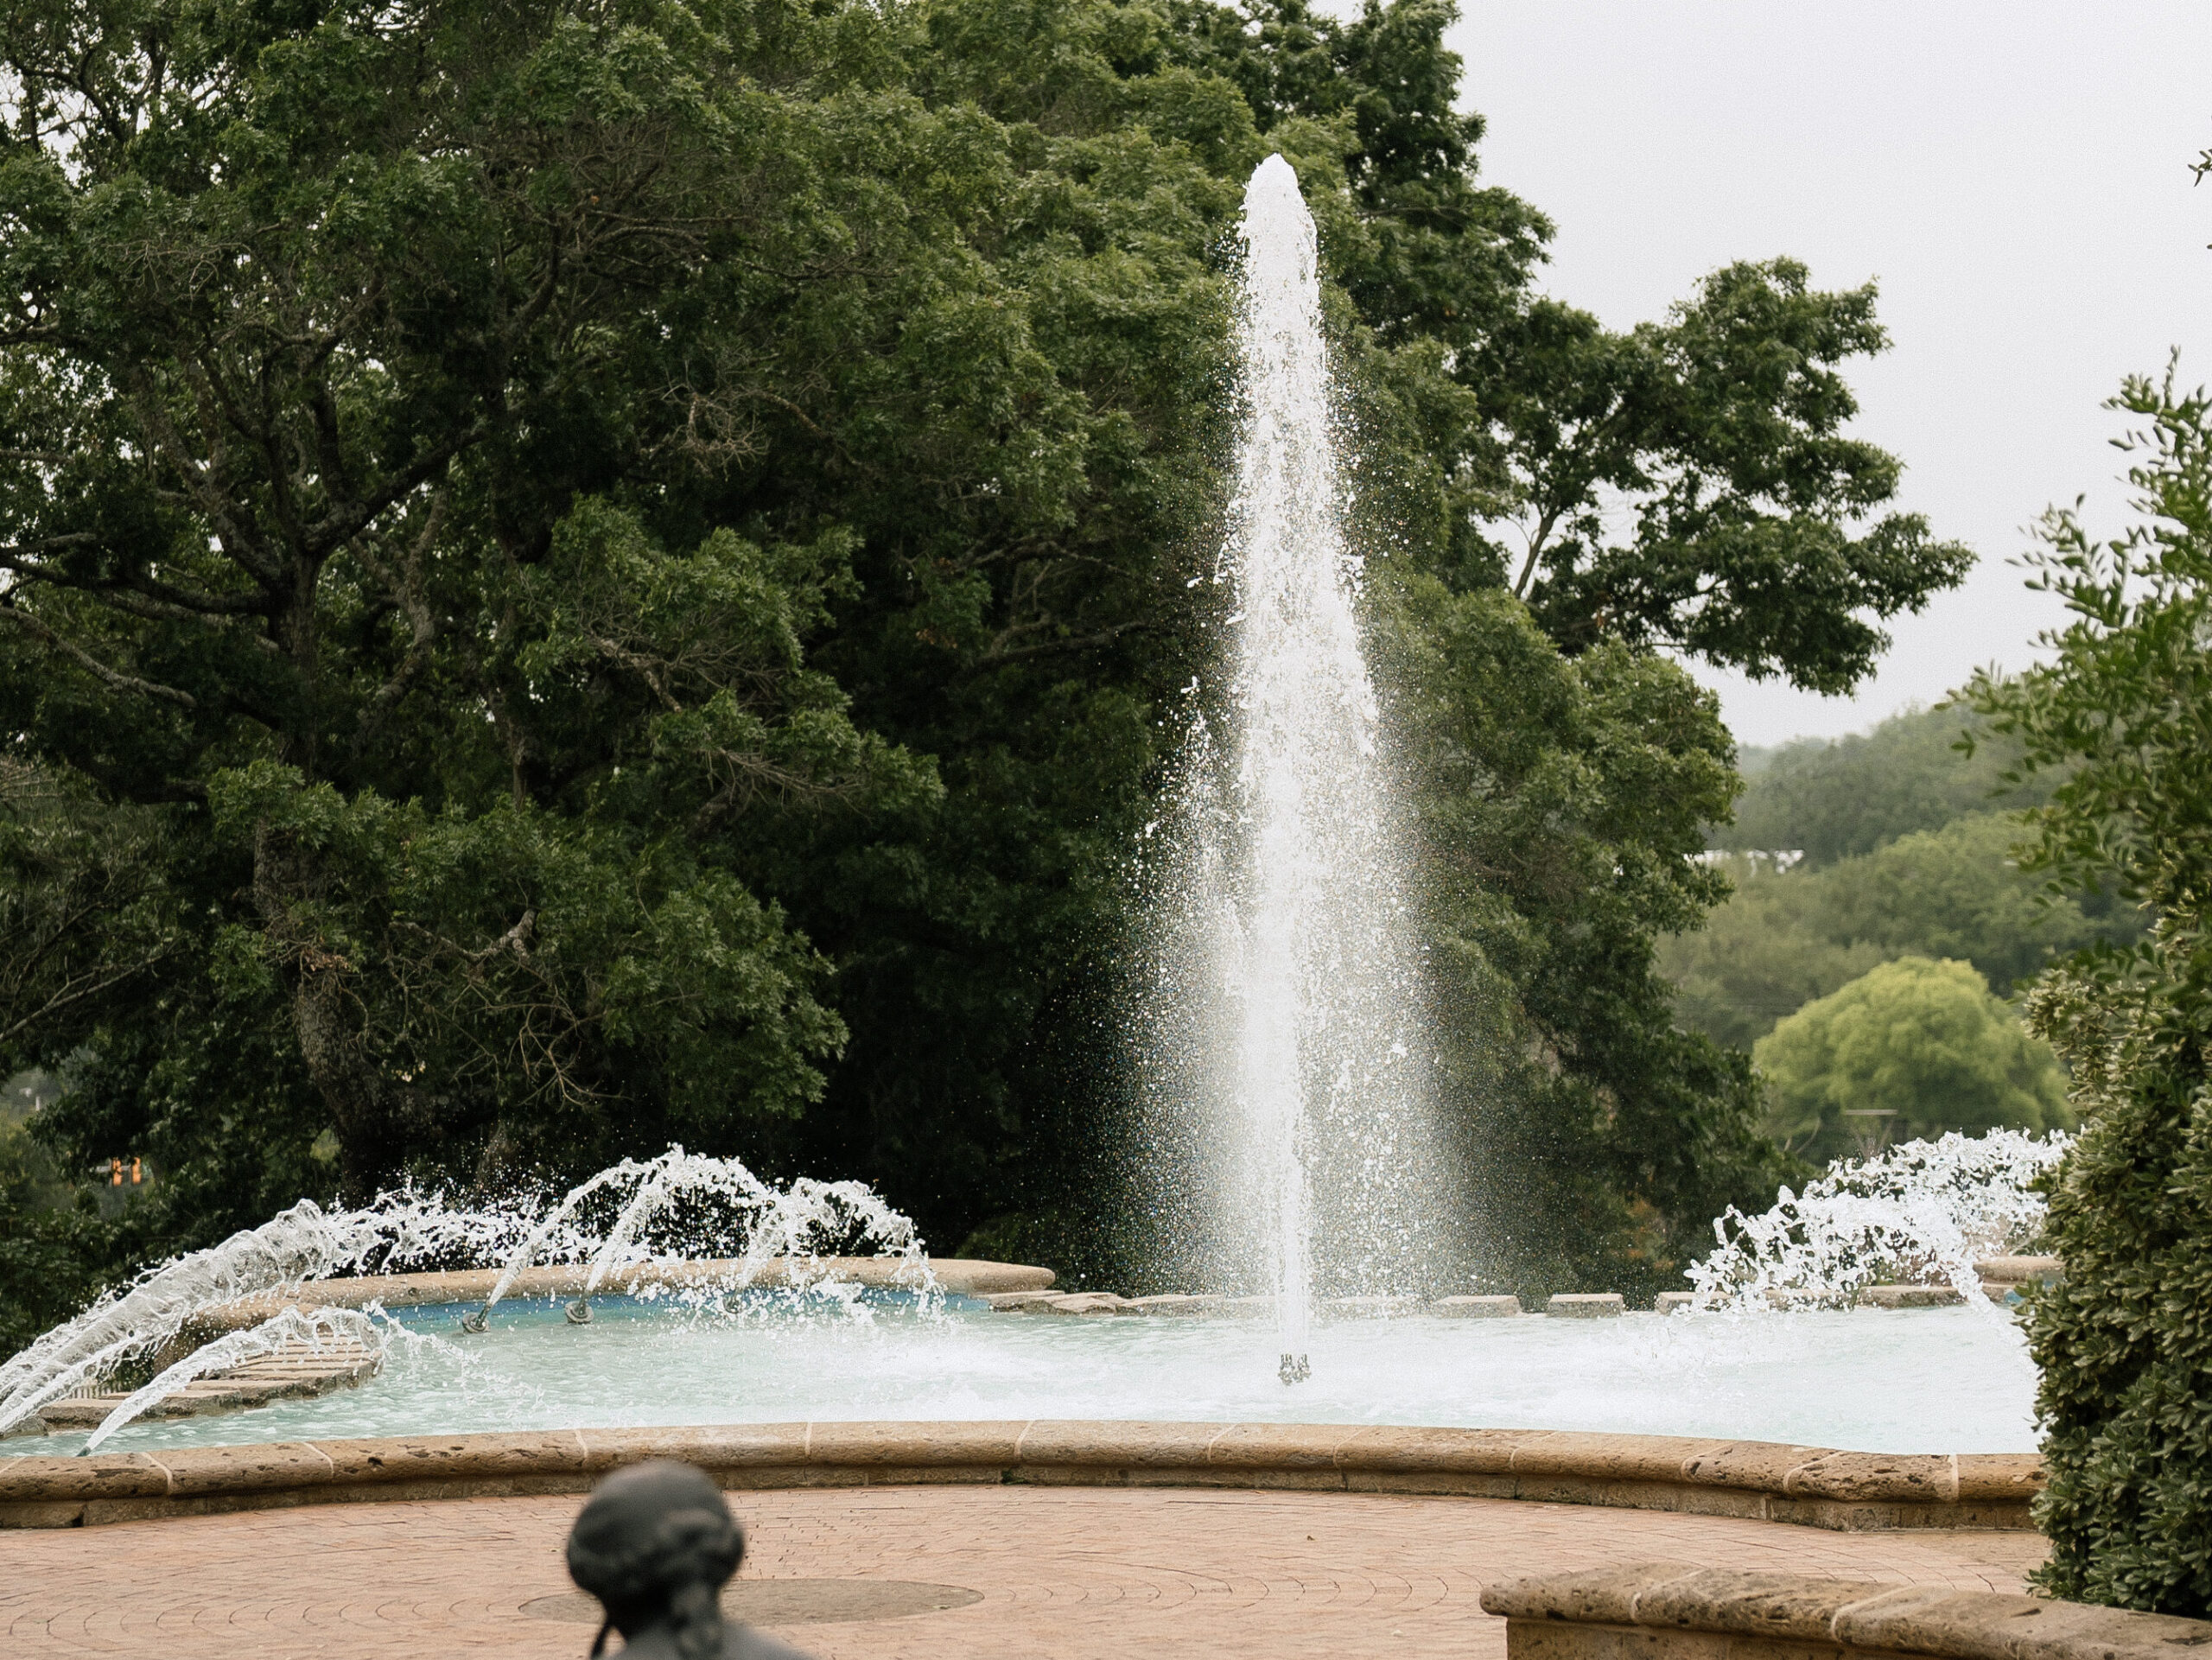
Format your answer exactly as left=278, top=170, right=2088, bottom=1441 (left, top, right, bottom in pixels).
left=3, top=1294, right=2037, bottom=1460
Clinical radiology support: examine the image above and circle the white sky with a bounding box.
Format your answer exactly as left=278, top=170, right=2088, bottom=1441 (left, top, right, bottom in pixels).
left=1449, top=2, right=2212, bottom=746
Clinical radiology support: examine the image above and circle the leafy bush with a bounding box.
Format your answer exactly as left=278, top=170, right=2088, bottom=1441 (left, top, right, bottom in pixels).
left=1969, top=368, right=2212, bottom=1615
left=1751, top=957, right=2070, bottom=1162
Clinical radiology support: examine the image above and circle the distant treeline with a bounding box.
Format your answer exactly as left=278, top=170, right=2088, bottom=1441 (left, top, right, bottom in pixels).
left=1661, top=705, right=2142, bottom=1154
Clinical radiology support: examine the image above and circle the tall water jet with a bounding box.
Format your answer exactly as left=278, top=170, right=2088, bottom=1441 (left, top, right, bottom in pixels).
left=1136, top=155, right=1442, bottom=1377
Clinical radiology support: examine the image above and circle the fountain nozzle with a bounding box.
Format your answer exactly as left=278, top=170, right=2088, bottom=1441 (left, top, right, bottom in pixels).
left=564, top=1299, right=594, bottom=1325
left=1278, top=1352, right=1310, bottom=1385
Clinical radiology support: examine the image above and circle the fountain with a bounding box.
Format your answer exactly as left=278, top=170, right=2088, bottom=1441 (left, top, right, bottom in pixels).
left=1689, top=1129, right=2069, bottom=1313
left=1133, top=155, right=1444, bottom=1380
left=0, top=1147, right=931, bottom=1451
left=0, top=162, right=2066, bottom=1469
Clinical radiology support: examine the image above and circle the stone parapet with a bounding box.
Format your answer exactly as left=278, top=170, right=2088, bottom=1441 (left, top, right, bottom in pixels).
left=0, top=1423, right=2044, bottom=1532
left=1435, top=1295, right=1524, bottom=1317
left=1480, top=1563, right=2205, bottom=1660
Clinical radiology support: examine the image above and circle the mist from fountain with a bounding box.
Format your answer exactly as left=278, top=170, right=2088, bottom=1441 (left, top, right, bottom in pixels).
left=1136, top=155, right=1440, bottom=1378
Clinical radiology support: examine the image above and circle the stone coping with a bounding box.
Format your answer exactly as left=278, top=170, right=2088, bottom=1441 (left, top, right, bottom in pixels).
left=0, top=1422, right=2043, bottom=1532
left=1480, top=1562, right=2206, bottom=1660
left=196, top=1256, right=1054, bottom=1331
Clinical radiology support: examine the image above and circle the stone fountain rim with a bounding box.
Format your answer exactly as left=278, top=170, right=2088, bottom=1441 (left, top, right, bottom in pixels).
left=188, top=1256, right=1056, bottom=1331
left=0, top=1420, right=2043, bottom=1532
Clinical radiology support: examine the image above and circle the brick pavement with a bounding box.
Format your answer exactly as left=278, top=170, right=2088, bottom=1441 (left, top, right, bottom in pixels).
left=1, top=1485, right=2049, bottom=1659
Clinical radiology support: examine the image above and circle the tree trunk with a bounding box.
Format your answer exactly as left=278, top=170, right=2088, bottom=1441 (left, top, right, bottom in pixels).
left=251, top=818, right=404, bottom=1197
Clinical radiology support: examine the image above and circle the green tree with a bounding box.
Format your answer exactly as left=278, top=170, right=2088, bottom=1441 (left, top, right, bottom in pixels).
left=1970, top=366, right=2212, bottom=1615
left=1751, top=956, right=2069, bottom=1163
left=1820, top=813, right=2114, bottom=993
left=1381, top=582, right=1790, bottom=1294
left=0, top=0, right=980, bottom=1205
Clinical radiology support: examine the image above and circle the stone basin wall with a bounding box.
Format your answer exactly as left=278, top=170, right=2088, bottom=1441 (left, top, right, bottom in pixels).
left=0, top=1422, right=2044, bottom=1531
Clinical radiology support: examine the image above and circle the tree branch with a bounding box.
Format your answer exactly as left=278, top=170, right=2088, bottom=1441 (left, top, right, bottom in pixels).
left=0, top=605, right=200, bottom=709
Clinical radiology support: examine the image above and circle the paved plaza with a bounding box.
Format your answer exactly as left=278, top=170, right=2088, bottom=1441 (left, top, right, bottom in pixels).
left=3, top=1485, right=2049, bottom=1659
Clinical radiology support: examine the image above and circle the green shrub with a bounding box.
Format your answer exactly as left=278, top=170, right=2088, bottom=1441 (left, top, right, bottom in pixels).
left=1970, top=368, right=2212, bottom=1615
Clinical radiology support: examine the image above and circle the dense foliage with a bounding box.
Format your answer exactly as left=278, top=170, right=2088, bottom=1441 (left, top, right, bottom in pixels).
left=1661, top=704, right=2139, bottom=1056
left=0, top=0, right=1971, bottom=1326
left=1752, top=956, right=2069, bottom=1163
left=1973, top=371, right=2212, bottom=1615
left=1718, top=704, right=2043, bottom=865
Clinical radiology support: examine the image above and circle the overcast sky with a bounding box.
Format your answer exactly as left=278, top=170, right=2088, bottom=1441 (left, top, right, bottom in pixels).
left=1446, top=2, right=2212, bottom=747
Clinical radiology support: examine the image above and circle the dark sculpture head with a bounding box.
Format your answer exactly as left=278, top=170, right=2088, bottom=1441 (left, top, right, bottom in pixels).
left=566, top=1460, right=744, bottom=1658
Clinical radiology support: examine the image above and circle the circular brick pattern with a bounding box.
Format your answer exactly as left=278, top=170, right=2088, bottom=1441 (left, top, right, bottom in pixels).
left=0, top=1484, right=2048, bottom=1659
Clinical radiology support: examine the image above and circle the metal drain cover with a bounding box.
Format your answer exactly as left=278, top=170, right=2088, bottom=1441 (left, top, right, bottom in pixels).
left=522, top=1579, right=984, bottom=1626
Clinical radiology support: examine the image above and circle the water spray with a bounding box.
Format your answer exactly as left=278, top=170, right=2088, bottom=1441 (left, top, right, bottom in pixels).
left=3, top=1146, right=931, bottom=1446
left=1144, top=153, right=1435, bottom=1382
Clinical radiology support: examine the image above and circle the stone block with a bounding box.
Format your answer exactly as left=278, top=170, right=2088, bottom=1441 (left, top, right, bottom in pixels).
left=311, top=1430, right=587, bottom=1488
left=1829, top=1581, right=2212, bottom=1660
left=1654, top=1292, right=1697, bottom=1313
left=574, top=1423, right=809, bottom=1472
left=804, top=1421, right=1027, bottom=1467
left=981, top=1290, right=1065, bottom=1311
left=1632, top=1568, right=1877, bottom=1641
left=1121, top=1295, right=1210, bottom=1315
left=1511, top=1432, right=1732, bottom=1485
left=1952, top=1453, right=2046, bottom=1501
left=1678, top=1441, right=1838, bottom=1494
left=1015, top=1420, right=1224, bottom=1468
left=1786, top=1452, right=1955, bottom=1503
left=1854, top=1284, right=1967, bottom=1309
left=1044, top=1293, right=1135, bottom=1316
left=1332, top=1425, right=1525, bottom=1473
left=1480, top=1562, right=1703, bottom=1624
left=925, top=1259, right=1057, bottom=1294
left=0, top=1453, right=171, bottom=1503
left=1433, top=1294, right=1522, bottom=1317
left=1974, top=1255, right=2062, bottom=1286
left=1204, top=1423, right=1357, bottom=1470
left=155, top=1441, right=338, bottom=1497
left=1548, top=1293, right=1626, bottom=1318
left=1323, top=1295, right=1424, bottom=1319
left=1487, top=1568, right=2212, bottom=1660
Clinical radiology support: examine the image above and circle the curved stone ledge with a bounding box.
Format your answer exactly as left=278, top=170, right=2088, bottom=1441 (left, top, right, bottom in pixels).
left=0, top=1422, right=2043, bottom=1531
left=194, top=1256, right=1054, bottom=1331
left=1480, top=1563, right=2207, bottom=1660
